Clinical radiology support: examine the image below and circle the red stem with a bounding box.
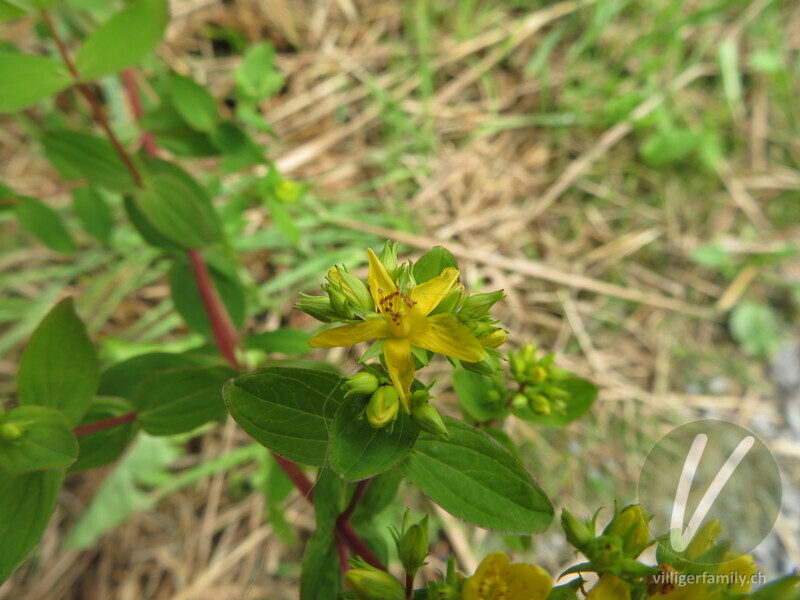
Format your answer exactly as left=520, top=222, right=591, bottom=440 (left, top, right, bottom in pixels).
left=74, top=411, right=138, bottom=436
left=272, top=454, right=314, bottom=501
left=188, top=249, right=241, bottom=369
left=122, top=69, right=158, bottom=156
left=405, top=572, right=414, bottom=599
left=338, top=520, right=384, bottom=570
left=339, top=479, right=371, bottom=524
left=335, top=532, right=349, bottom=574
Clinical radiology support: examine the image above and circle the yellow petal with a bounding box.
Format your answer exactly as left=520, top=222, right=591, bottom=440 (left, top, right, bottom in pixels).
left=383, top=337, right=415, bottom=412
left=587, top=575, right=631, bottom=600
left=309, top=319, right=391, bottom=348
left=408, top=314, right=485, bottom=363
left=718, top=553, right=756, bottom=592
left=462, top=552, right=511, bottom=600
left=409, top=267, right=459, bottom=317
left=367, top=248, right=397, bottom=309
left=506, top=564, right=552, bottom=600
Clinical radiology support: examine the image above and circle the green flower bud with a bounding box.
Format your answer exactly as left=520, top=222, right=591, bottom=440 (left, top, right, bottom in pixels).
left=527, top=365, right=548, bottom=384
left=334, top=265, right=374, bottom=312
left=461, top=352, right=502, bottom=376
left=511, top=393, right=529, bottom=410
left=0, top=422, right=23, bottom=442
left=561, top=510, right=595, bottom=552
left=345, top=567, right=406, bottom=600
left=520, top=343, right=538, bottom=365
left=685, top=519, right=722, bottom=560
left=323, top=282, right=355, bottom=319
left=461, top=290, right=505, bottom=317
left=509, top=352, right=526, bottom=381
left=378, top=241, right=398, bottom=274
left=487, top=389, right=502, bottom=403
left=427, top=583, right=461, bottom=600
left=295, top=295, right=339, bottom=323
left=344, top=372, right=380, bottom=397
left=479, top=328, right=508, bottom=349
left=411, top=403, right=449, bottom=439
left=586, top=535, right=624, bottom=569
left=410, top=389, right=432, bottom=408
left=367, top=386, right=400, bottom=428
left=603, top=505, right=651, bottom=558
left=433, top=283, right=465, bottom=315
left=530, top=394, right=551, bottom=415
left=397, top=515, right=429, bottom=575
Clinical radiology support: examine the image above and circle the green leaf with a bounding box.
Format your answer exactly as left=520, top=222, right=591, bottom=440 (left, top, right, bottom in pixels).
left=512, top=378, right=597, bottom=427
left=0, top=469, right=64, bottom=585
left=330, top=398, right=419, bottom=481
left=353, top=469, right=402, bottom=522
left=235, top=41, right=285, bottom=100
left=69, top=397, right=139, bottom=473
left=413, top=246, right=458, bottom=283
left=123, top=195, right=181, bottom=250
left=170, top=73, right=219, bottom=132
left=98, top=351, right=213, bottom=400
left=399, top=418, right=553, bottom=533
left=17, top=298, right=99, bottom=426
left=42, top=130, right=139, bottom=192
left=135, top=157, right=220, bottom=249
left=751, top=575, right=800, bottom=600
left=243, top=328, right=312, bottom=355
left=0, top=54, right=72, bottom=112
left=0, top=2, right=27, bottom=21
left=210, top=121, right=264, bottom=173
left=133, top=366, right=236, bottom=436
left=224, top=368, right=344, bottom=466
left=168, top=252, right=246, bottom=338
left=452, top=369, right=508, bottom=422
left=72, top=186, right=114, bottom=244
left=546, top=580, right=583, bottom=599
left=74, top=0, right=168, bottom=81
left=13, top=196, right=75, bottom=253
left=265, top=196, right=299, bottom=243
left=730, top=301, right=782, bottom=359
left=0, top=406, right=78, bottom=474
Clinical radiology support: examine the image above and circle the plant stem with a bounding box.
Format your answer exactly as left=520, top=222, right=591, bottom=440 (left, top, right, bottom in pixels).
left=73, top=411, right=138, bottom=436
left=42, top=10, right=144, bottom=188
left=405, top=572, right=414, bottom=599
left=339, top=478, right=372, bottom=524
left=121, top=69, right=158, bottom=156
left=338, top=520, right=384, bottom=570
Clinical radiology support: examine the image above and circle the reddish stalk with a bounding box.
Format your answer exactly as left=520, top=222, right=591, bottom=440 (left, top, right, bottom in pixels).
left=405, top=572, right=414, bottom=599
left=44, top=9, right=384, bottom=574
left=74, top=411, right=138, bottom=436
left=121, top=69, right=158, bottom=156
left=338, top=479, right=371, bottom=524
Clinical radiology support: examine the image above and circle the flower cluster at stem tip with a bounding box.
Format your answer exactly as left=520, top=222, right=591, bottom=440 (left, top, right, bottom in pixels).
left=297, top=242, right=506, bottom=431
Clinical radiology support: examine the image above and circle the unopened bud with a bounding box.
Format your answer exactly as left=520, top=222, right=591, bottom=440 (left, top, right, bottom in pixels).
left=411, top=403, right=449, bottom=439
left=684, top=519, right=722, bottom=559
left=367, top=386, right=400, bottom=428
left=0, top=422, right=23, bottom=442
left=480, top=329, right=508, bottom=348
left=603, top=505, right=651, bottom=558
left=530, top=394, right=551, bottom=415
left=378, top=241, right=398, bottom=274
left=345, top=567, right=405, bottom=600
left=511, top=393, right=529, bottom=410
left=561, top=510, right=595, bottom=552
left=434, top=283, right=465, bottom=315
left=410, top=389, right=432, bottom=408
left=323, top=283, right=354, bottom=319
left=397, top=515, right=429, bottom=575
left=461, top=290, right=505, bottom=317
left=295, top=295, right=338, bottom=323
left=528, top=365, right=548, bottom=384
left=344, top=372, right=380, bottom=397
left=335, top=265, right=374, bottom=312
left=520, top=343, right=538, bottom=364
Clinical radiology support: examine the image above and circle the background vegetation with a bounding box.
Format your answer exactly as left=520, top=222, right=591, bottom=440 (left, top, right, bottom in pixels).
left=1, top=0, right=799, bottom=597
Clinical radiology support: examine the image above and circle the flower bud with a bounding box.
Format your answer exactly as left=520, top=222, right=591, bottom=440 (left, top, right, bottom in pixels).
left=345, top=567, right=406, bottom=600
left=684, top=519, right=722, bottom=559
left=561, top=509, right=595, bottom=552
left=410, top=389, right=432, bottom=408
left=335, top=265, right=374, bottom=312
left=529, top=394, right=551, bottom=416
left=527, top=365, right=548, bottom=384
left=511, top=393, right=529, bottom=410
left=460, top=290, right=505, bottom=317
left=367, top=386, right=400, bottom=428
left=323, top=282, right=354, bottom=319
left=603, top=505, right=651, bottom=558
left=433, top=283, right=465, bottom=315
left=426, top=583, right=461, bottom=600
left=397, top=515, right=429, bottom=575
left=411, top=403, right=450, bottom=440
left=0, top=422, right=23, bottom=442
left=344, top=372, right=380, bottom=397
left=520, top=343, right=538, bottom=365
left=480, top=329, right=508, bottom=348
left=295, top=295, right=339, bottom=323
left=378, top=241, right=398, bottom=274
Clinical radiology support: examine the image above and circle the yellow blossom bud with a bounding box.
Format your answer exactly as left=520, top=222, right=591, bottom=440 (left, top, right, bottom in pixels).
left=345, top=567, right=405, bottom=600
left=603, top=504, right=651, bottom=558
left=366, top=386, right=400, bottom=428
left=378, top=241, right=398, bottom=274
left=480, top=329, right=508, bottom=348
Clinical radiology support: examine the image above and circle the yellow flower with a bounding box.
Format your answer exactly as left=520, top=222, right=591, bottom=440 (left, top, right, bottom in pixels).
left=310, top=249, right=485, bottom=410
left=461, top=552, right=551, bottom=600
left=587, top=574, right=631, bottom=600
